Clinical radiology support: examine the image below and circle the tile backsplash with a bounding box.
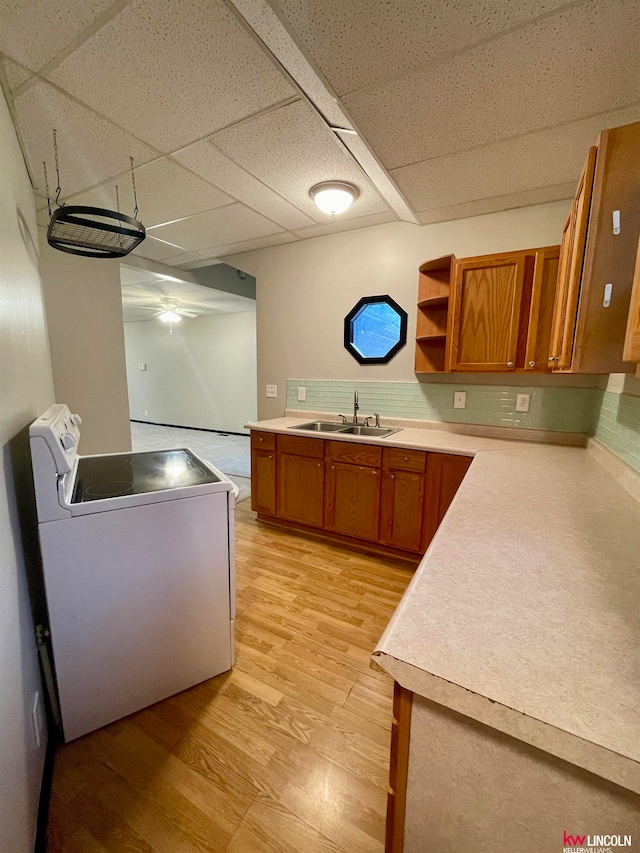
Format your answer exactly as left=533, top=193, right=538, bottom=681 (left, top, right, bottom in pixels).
left=592, top=391, right=640, bottom=474
left=286, top=380, right=595, bottom=433
left=286, top=379, right=640, bottom=473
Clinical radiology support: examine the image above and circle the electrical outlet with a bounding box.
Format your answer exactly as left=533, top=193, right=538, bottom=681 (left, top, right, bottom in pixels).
left=144, top=410, right=148, bottom=417
left=138, top=362, right=147, bottom=371
left=453, top=391, right=466, bottom=409
left=297, top=386, right=307, bottom=402
left=266, top=385, right=277, bottom=398
left=516, top=393, right=530, bottom=413
left=31, top=692, right=45, bottom=749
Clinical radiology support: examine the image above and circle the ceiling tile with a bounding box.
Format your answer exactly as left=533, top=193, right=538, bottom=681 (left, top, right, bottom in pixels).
left=343, top=0, right=639, bottom=169
left=58, top=157, right=234, bottom=227
left=161, top=251, right=207, bottom=266
left=0, top=0, right=116, bottom=72
left=132, top=234, right=189, bottom=261
left=1, top=54, right=32, bottom=91
left=277, top=0, right=575, bottom=97
left=46, top=0, right=295, bottom=152
left=212, top=100, right=389, bottom=219
left=417, top=185, right=575, bottom=225
left=14, top=80, right=157, bottom=197
left=148, top=203, right=284, bottom=251
left=195, top=231, right=298, bottom=259
left=391, top=106, right=640, bottom=212
left=293, top=210, right=397, bottom=239
left=172, top=140, right=315, bottom=230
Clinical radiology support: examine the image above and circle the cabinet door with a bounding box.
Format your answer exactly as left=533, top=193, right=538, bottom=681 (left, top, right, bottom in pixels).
left=523, top=247, right=560, bottom=371
left=277, top=454, right=324, bottom=527
left=623, top=237, right=640, bottom=367
left=380, top=469, right=425, bottom=553
left=423, top=454, right=472, bottom=547
left=549, top=146, right=597, bottom=371
left=251, top=449, right=276, bottom=515
left=325, top=462, right=380, bottom=542
left=448, top=253, right=527, bottom=371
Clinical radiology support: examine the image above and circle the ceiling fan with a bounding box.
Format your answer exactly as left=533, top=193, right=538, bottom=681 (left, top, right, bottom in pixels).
left=138, top=298, right=198, bottom=333
left=139, top=298, right=199, bottom=323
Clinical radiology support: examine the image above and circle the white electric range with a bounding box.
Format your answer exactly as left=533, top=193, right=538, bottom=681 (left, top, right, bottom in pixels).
left=30, top=404, right=238, bottom=741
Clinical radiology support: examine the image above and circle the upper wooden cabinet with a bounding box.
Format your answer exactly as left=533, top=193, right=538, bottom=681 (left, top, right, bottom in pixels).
left=551, top=121, right=640, bottom=374
left=548, top=148, right=597, bottom=371
left=447, top=252, right=528, bottom=372
left=623, top=237, right=640, bottom=379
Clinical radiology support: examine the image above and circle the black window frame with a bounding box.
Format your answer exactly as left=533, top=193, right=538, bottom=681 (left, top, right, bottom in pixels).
left=343, top=294, right=408, bottom=365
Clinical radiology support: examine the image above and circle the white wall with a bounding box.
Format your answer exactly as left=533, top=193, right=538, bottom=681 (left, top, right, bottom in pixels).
left=0, top=90, right=54, bottom=853
left=227, top=201, right=572, bottom=419
left=124, top=310, right=257, bottom=434
left=38, top=233, right=131, bottom=455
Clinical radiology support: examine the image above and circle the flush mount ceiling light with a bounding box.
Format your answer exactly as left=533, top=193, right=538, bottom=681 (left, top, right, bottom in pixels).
left=309, top=181, right=359, bottom=215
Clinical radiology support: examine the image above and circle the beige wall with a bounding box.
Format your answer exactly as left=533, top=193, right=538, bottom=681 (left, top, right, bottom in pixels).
left=124, top=310, right=257, bottom=434
left=0, top=89, right=54, bottom=852
left=38, top=232, right=131, bottom=454
left=405, top=695, right=640, bottom=852
left=227, top=201, right=572, bottom=420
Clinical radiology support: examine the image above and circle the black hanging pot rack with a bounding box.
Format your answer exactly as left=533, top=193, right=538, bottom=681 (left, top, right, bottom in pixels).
left=44, top=130, right=146, bottom=259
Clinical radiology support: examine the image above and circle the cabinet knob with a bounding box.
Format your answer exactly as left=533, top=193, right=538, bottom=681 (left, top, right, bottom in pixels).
left=331, top=465, right=335, bottom=470
left=372, top=470, right=377, bottom=475
left=548, top=355, right=555, bottom=363
left=259, top=436, right=264, bottom=442
left=317, top=462, right=321, bottom=468
left=403, top=456, right=408, bottom=462
left=528, top=360, right=536, bottom=367
left=507, top=361, right=514, bottom=369
left=268, top=455, right=273, bottom=459
left=390, top=474, right=395, bottom=480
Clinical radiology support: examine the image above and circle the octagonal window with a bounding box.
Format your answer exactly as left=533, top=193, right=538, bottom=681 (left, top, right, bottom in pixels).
left=344, top=295, right=408, bottom=364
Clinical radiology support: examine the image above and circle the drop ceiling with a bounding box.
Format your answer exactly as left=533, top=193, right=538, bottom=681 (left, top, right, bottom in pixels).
left=2, top=0, right=638, bottom=269
left=120, top=262, right=256, bottom=321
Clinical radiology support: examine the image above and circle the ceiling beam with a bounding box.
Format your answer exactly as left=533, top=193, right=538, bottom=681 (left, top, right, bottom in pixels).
left=224, top=0, right=420, bottom=225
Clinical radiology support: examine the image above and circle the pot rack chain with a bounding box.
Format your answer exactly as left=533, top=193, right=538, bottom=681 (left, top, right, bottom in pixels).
left=42, top=130, right=141, bottom=220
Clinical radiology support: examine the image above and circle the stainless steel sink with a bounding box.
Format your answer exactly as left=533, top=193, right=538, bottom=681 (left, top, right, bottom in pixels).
left=289, top=421, right=349, bottom=432
left=339, top=425, right=401, bottom=438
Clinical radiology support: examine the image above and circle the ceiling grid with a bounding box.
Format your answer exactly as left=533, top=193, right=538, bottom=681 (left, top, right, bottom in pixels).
left=0, top=0, right=637, bottom=266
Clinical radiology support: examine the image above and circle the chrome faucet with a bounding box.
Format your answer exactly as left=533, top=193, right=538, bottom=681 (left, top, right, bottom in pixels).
left=353, top=390, right=359, bottom=424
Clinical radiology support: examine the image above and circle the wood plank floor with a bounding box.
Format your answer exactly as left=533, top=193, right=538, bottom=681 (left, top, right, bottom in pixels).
left=47, top=501, right=414, bottom=853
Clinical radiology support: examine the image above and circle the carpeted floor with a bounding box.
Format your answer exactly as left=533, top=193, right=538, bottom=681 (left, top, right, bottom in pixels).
left=130, top=421, right=251, bottom=503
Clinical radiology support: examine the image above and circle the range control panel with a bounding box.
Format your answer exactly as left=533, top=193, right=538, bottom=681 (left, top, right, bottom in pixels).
left=29, top=404, right=82, bottom=475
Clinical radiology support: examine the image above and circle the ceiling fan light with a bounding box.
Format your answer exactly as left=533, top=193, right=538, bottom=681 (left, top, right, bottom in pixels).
left=159, top=310, right=181, bottom=323
left=310, top=181, right=359, bottom=215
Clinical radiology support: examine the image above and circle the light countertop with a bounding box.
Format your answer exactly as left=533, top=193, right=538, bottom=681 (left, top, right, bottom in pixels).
left=246, top=416, right=640, bottom=793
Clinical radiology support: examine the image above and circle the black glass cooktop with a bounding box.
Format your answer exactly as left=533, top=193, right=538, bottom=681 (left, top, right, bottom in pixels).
left=72, top=449, right=220, bottom=503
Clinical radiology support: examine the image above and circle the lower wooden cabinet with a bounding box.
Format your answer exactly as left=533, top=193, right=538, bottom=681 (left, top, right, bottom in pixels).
left=277, top=452, right=325, bottom=527
left=325, top=461, right=381, bottom=542
left=380, top=469, right=426, bottom=553
left=251, top=432, right=472, bottom=557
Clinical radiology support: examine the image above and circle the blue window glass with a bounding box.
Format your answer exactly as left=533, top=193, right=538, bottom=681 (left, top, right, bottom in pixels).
left=352, top=302, right=402, bottom=359
left=344, top=295, right=407, bottom=365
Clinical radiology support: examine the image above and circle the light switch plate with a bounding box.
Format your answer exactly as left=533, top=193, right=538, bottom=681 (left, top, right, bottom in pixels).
left=453, top=391, right=466, bottom=409
left=138, top=362, right=147, bottom=371
left=516, top=393, right=530, bottom=413
left=297, top=386, right=307, bottom=402
left=266, top=385, right=277, bottom=398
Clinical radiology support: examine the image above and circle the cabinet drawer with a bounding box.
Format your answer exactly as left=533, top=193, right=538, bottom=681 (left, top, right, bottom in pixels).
left=277, top=433, right=325, bottom=459
left=328, top=441, right=382, bottom=467
left=251, top=430, right=276, bottom=451
left=386, top=448, right=427, bottom=473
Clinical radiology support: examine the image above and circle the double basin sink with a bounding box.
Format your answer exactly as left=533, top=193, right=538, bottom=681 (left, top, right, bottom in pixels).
left=289, top=421, right=401, bottom=438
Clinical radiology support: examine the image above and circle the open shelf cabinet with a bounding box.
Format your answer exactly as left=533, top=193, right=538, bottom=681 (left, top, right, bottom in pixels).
left=415, top=255, right=455, bottom=373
